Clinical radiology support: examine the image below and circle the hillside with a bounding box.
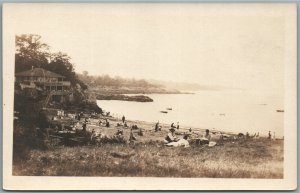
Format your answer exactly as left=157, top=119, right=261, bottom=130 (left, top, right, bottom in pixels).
left=78, top=74, right=182, bottom=94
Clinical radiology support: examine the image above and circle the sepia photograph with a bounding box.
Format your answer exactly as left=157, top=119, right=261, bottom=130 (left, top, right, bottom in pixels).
left=2, top=3, right=297, bottom=190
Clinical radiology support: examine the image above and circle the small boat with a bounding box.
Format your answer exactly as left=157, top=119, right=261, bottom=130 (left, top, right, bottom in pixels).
left=160, top=111, right=168, bottom=114
left=276, top=110, right=284, bottom=112
left=166, top=107, right=172, bottom=110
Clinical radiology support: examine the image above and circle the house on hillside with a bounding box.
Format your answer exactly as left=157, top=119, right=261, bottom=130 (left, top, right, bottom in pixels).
left=15, top=67, right=71, bottom=91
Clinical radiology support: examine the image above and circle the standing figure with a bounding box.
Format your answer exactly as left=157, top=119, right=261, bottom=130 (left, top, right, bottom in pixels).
left=122, top=115, right=125, bottom=123
left=176, top=122, right=180, bottom=130
left=268, top=131, right=272, bottom=139
left=82, top=122, right=87, bottom=132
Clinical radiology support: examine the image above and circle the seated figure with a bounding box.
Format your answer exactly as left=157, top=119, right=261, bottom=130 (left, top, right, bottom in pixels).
left=164, top=128, right=178, bottom=143
left=165, top=134, right=190, bottom=148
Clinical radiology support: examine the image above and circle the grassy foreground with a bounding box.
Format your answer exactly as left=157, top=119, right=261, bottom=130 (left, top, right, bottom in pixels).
left=13, top=137, right=283, bottom=178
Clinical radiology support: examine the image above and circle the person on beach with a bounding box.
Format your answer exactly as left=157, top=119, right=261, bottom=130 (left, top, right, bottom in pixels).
left=132, top=125, right=139, bottom=130
left=115, top=129, right=123, bottom=136
left=176, top=122, right=180, bottom=130
left=246, top=132, right=250, bottom=139
left=138, top=128, right=144, bottom=136
left=171, top=123, right=176, bottom=129
left=165, top=134, right=190, bottom=148
left=268, top=131, right=272, bottom=139
left=122, top=115, right=125, bottom=123
left=196, top=129, right=211, bottom=145
left=90, top=129, right=96, bottom=141
left=129, top=128, right=137, bottom=142
left=155, top=121, right=160, bottom=132
left=124, top=122, right=128, bottom=128
left=82, top=122, right=87, bottom=132
left=106, top=120, right=110, bottom=127
left=164, top=128, right=178, bottom=143
left=200, top=129, right=218, bottom=147
left=204, top=129, right=211, bottom=141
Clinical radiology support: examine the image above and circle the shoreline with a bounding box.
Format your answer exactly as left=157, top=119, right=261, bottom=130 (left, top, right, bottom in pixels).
left=86, top=114, right=237, bottom=141
left=90, top=113, right=282, bottom=139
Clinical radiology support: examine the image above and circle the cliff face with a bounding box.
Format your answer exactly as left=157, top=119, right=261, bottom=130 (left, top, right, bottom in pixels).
left=14, top=85, right=102, bottom=125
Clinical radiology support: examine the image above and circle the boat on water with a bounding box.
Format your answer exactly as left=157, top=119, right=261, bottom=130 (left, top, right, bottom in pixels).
left=166, top=107, right=172, bottom=110
left=276, top=110, right=284, bottom=112
left=160, top=111, right=168, bottom=114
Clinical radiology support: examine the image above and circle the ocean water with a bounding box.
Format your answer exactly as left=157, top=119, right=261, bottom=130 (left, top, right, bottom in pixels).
left=97, top=90, right=284, bottom=137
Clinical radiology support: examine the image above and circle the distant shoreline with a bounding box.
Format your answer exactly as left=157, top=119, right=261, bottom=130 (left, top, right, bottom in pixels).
left=96, top=94, right=154, bottom=102
left=94, top=90, right=194, bottom=102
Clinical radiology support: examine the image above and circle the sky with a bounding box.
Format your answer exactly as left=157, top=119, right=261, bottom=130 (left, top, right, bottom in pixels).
left=9, top=3, right=288, bottom=95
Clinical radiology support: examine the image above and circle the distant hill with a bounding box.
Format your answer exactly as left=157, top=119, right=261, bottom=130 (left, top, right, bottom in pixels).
left=78, top=74, right=181, bottom=94
left=148, top=79, right=233, bottom=91
left=78, top=73, right=238, bottom=94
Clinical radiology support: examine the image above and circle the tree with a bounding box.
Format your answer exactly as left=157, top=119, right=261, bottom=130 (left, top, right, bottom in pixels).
left=45, top=52, right=76, bottom=84
left=15, top=34, right=50, bottom=72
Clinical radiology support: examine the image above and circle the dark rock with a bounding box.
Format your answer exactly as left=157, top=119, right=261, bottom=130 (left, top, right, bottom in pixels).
left=96, top=94, right=153, bottom=102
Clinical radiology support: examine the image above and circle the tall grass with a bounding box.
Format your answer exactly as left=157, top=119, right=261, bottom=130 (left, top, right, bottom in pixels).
left=13, top=138, right=283, bottom=178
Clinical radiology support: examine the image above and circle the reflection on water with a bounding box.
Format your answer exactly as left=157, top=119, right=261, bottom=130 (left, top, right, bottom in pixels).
left=97, top=90, right=284, bottom=137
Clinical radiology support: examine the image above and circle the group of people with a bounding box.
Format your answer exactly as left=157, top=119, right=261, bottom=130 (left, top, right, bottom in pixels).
left=163, top=126, right=217, bottom=148
left=82, top=113, right=278, bottom=148
left=171, top=122, right=180, bottom=130
left=98, top=118, right=110, bottom=127
left=268, top=131, right=276, bottom=140
left=237, top=131, right=276, bottom=140
left=155, top=121, right=180, bottom=132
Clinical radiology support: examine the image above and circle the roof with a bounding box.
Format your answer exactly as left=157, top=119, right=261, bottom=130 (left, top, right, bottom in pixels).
left=15, top=68, right=65, bottom=78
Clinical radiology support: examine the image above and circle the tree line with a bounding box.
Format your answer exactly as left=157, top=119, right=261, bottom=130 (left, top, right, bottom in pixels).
left=78, top=72, right=160, bottom=89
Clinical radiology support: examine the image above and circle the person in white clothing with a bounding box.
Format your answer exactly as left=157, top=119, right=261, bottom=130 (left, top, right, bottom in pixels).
left=165, top=135, right=190, bottom=148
